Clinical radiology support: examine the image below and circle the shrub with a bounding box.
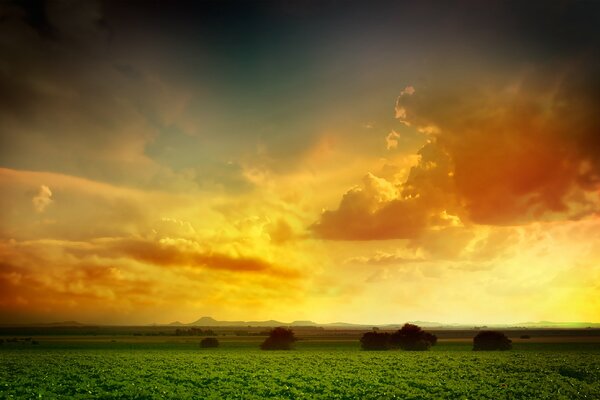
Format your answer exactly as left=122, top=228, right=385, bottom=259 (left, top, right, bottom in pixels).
left=390, top=323, right=437, bottom=351
left=360, top=331, right=391, bottom=350
left=200, top=337, right=220, bottom=348
left=260, top=327, right=297, bottom=350
left=473, top=331, right=512, bottom=351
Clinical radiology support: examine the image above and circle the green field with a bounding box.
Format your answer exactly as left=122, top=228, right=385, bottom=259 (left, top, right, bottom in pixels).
left=1, top=338, right=599, bottom=399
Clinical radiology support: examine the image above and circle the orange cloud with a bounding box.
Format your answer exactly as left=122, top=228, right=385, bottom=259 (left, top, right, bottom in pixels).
left=313, top=143, right=460, bottom=240
left=315, top=64, right=600, bottom=241
left=32, top=185, right=52, bottom=213
left=105, top=237, right=301, bottom=279
left=0, top=235, right=305, bottom=324
left=397, top=67, right=600, bottom=225
left=312, top=173, right=427, bottom=240
left=385, top=130, right=400, bottom=150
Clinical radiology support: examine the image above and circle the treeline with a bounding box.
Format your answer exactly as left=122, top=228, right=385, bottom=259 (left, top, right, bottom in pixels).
left=361, top=324, right=437, bottom=351
left=174, top=328, right=216, bottom=336
left=359, top=324, right=511, bottom=351
left=1, top=337, right=39, bottom=345
left=197, top=324, right=512, bottom=351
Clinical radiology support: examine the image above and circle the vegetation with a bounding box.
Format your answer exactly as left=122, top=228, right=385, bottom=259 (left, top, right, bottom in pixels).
left=520, top=334, right=531, bottom=339
left=260, top=327, right=297, bottom=350
left=360, top=324, right=437, bottom=351
left=360, top=331, right=391, bottom=350
left=174, top=328, right=216, bottom=336
left=1, top=342, right=598, bottom=399
left=390, top=323, right=438, bottom=351
left=200, top=337, right=219, bottom=348
left=473, top=331, right=512, bottom=351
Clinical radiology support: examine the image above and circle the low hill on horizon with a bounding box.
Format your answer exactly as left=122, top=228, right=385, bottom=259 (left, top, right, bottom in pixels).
left=162, top=316, right=600, bottom=329
left=2, top=317, right=599, bottom=329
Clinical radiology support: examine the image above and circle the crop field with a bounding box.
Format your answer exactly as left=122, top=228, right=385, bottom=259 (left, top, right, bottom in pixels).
left=1, top=338, right=599, bottom=399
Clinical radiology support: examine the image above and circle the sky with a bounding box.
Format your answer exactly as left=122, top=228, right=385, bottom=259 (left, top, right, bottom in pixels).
left=1, top=0, right=599, bottom=325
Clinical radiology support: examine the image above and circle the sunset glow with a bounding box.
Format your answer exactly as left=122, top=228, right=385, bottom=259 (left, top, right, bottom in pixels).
left=1, top=1, right=599, bottom=325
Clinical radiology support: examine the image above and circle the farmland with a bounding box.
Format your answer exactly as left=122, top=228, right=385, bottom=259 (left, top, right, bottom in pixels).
left=1, top=334, right=599, bottom=399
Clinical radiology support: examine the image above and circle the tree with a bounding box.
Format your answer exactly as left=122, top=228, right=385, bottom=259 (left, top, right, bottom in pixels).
left=390, top=323, right=437, bottom=351
left=473, top=331, right=512, bottom=351
left=200, top=337, right=220, bottom=348
left=360, top=331, right=391, bottom=350
left=423, top=332, right=438, bottom=346
left=260, top=327, right=297, bottom=350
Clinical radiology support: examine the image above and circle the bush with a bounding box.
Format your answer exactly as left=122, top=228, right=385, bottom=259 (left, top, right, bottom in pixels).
left=473, top=331, right=512, bottom=351
left=360, top=331, right=391, bottom=350
left=390, top=323, right=437, bottom=351
left=200, top=337, right=219, bottom=348
left=260, top=327, right=297, bottom=350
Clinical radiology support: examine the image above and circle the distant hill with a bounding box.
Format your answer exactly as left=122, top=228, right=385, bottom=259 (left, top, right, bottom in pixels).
left=3, top=317, right=599, bottom=329
left=513, top=321, right=600, bottom=328
left=183, top=316, right=319, bottom=327
left=165, top=317, right=600, bottom=329
left=178, top=318, right=467, bottom=329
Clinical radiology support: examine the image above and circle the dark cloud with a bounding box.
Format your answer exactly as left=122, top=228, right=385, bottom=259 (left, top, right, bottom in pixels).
left=0, top=1, right=195, bottom=188
left=402, top=60, right=600, bottom=225
left=314, top=0, right=600, bottom=240
left=315, top=60, right=600, bottom=240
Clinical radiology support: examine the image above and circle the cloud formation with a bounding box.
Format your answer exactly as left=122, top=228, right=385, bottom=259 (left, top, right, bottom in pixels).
left=32, top=185, right=52, bottom=213
left=385, top=130, right=400, bottom=150
left=104, top=237, right=301, bottom=278
left=313, top=140, right=460, bottom=240
left=315, top=59, right=600, bottom=240
left=402, top=68, right=600, bottom=225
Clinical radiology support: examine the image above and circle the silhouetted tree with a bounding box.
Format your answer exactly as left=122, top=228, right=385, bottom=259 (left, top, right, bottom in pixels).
left=360, top=331, right=391, bottom=350
left=200, top=337, right=219, bottom=348
left=423, top=332, right=438, bottom=346
left=390, top=323, right=437, bottom=351
left=473, top=331, right=512, bottom=351
left=260, top=327, right=297, bottom=350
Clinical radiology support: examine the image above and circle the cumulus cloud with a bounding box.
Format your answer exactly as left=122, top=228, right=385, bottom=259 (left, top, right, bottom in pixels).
left=316, top=55, right=600, bottom=241
left=312, top=173, right=428, bottom=240
left=313, top=139, right=460, bottom=240
left=396, top=68, right=600, bottom=225
left=32, top=185, right=52, bottom=213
